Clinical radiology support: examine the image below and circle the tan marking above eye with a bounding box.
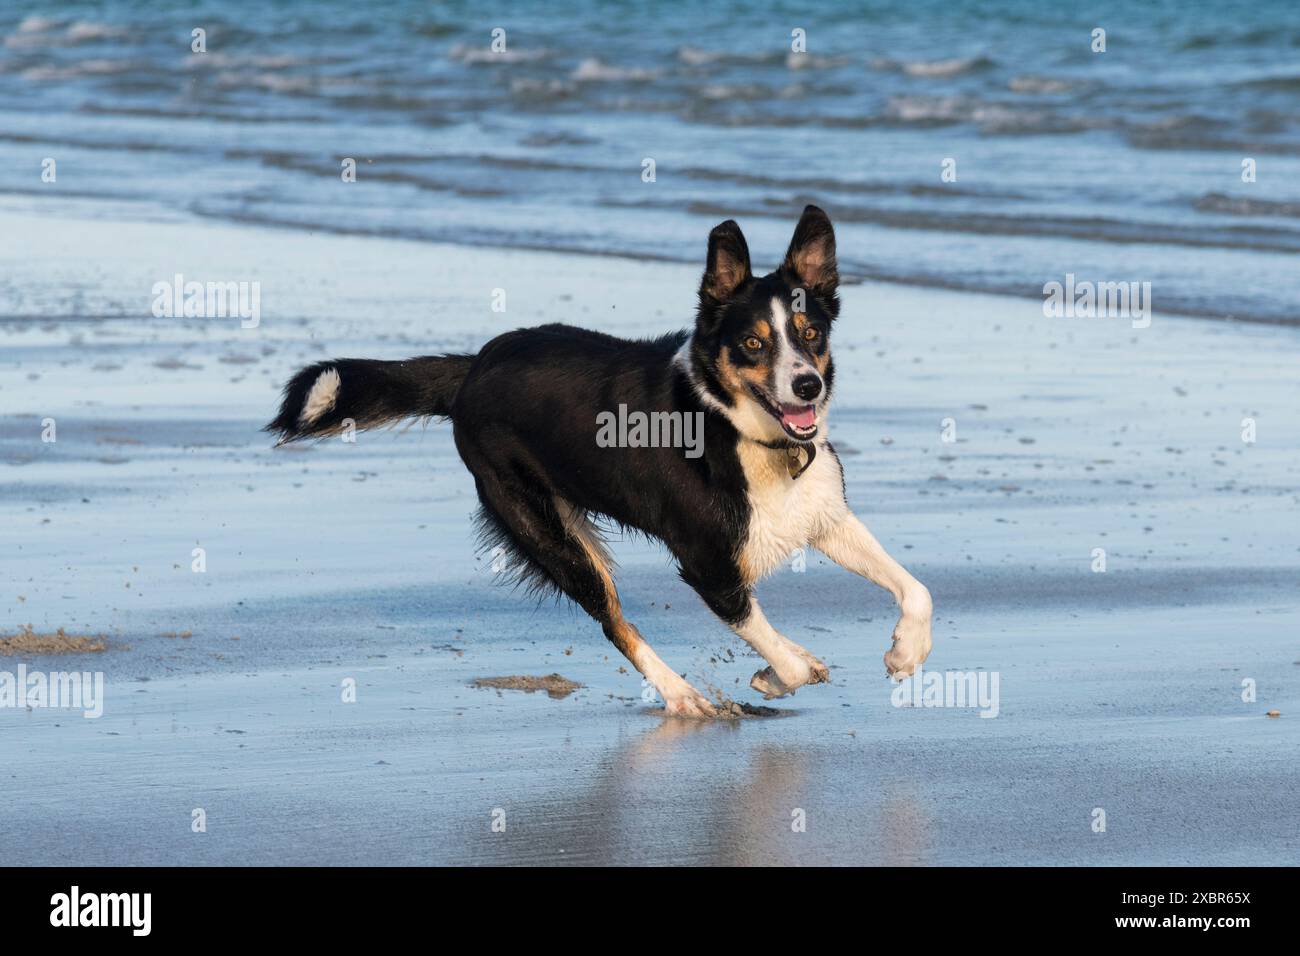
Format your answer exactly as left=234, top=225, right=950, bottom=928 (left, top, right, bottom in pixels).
left=754, top=319, right=771, bottom=338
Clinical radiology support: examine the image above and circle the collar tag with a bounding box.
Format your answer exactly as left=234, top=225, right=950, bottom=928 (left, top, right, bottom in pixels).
left=785, top=443, right=816, bottom=480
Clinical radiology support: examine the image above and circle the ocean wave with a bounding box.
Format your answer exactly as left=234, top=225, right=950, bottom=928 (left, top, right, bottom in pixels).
left=4, top=32, right=53, bottom=49
left=1127, top=128, right=1300, bottom=155
left=697, top=82, right=774, bottom=101
left=784, top=52, right=849, bottom=71
left=0, top=131, right=188, bottom=152
left=1178, top=26, right=1299, bottom=49
left=884, top=94, right=969, bottom=123
left=233, top=149, right=610, bottom=179
left=188, top=52, right=321, bottom=70
left=1008, top=75, right=1072, bottom=94
left=676, top=46, right=783, bottom=66
left=571, top=58, right=659, bottom=82
left=219, top=150, right=1023, bottom=204
left=323, top=91, right=455, bottom=118
left=68, top=21, right=127, bottom=41
left=519, top=131, right=598, bottom=147
left=16, top=15, right=62, bottom=33
left=215, top=71, right=318, bottom=94
left=669, top=95, right=1098, bottom=133
left=448, top=43, right=552, bottom=65
left=675, top=166, right=1025, bottom=200
left=1194, top=192, right=1300, bottom=218
left=881, top=94, right=1082, bottom=132
left=1233, top=72, right=1300, bottom=92
left=411, top=20, right=457, bottom=39
left=78, top=102, right=327, bottom=123
left=6, top=18, right=127, bottom=48
left=507, top=77, right=576, bottom=100
left=667, top=197, right=1300, bottom=254
left=874, top=55, right=996, bottom=78
left=20, top=59, right=133, bottom=81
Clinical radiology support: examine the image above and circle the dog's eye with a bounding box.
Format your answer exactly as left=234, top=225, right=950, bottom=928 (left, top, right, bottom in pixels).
left=802, top=326, right=820, bottom=342
left=743, top=335, right=764, bottom=351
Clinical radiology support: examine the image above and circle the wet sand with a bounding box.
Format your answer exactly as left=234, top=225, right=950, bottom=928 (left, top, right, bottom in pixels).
left=1, top=196, right=1297, bottom=864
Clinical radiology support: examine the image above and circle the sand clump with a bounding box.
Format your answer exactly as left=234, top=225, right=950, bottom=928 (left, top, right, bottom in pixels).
left=472, top=674, right=584, bottom=699
left=0, top=625, right=107, bottom=656
left=714, top=699, right=782, bottom=718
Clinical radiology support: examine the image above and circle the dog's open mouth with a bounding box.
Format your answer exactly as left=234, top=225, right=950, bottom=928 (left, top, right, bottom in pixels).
left=749, top=386, right=818, bottom=441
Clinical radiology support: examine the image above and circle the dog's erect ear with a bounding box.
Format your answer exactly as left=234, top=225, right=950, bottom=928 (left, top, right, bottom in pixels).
left=699, top=219, right=752, bottom=304
left=782, top=205, right=839, bottom=312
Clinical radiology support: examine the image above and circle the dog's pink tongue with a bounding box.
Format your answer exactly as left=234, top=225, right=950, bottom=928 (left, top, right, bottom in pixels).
left=782, top=406, right=816, bottom=430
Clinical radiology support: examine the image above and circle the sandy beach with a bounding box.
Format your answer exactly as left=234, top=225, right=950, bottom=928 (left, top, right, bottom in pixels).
left=1, top=195, right=1297, bottom=865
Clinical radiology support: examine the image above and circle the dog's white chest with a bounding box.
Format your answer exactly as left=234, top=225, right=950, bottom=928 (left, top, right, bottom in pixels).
left=737, top=442, right=845, bottom=583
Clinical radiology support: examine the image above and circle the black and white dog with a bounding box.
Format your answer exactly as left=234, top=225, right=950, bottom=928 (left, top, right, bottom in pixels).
left=268, top=206, right=932, bottom=717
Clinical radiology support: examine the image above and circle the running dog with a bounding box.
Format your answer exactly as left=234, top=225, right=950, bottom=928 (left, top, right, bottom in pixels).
left=267, top=206, right=933, bottom=716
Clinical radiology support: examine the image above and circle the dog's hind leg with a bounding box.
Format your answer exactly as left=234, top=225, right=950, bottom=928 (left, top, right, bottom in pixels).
left=469, top=460, right=717, bottom=717
left=552, top=500, right=717, bottom=718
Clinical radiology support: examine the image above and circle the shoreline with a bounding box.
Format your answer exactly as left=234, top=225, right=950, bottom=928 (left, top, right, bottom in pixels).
left=3, top=191, right=1298, bottom=329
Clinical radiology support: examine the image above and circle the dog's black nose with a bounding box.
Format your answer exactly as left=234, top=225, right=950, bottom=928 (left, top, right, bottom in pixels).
left=792, top=373, right=822, bottom=402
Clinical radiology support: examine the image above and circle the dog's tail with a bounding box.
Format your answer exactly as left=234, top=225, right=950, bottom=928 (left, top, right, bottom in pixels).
left=265, top=354, right=474, bottom=444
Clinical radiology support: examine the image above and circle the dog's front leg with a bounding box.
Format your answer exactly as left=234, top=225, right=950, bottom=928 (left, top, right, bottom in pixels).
left=730, top=596, right=831, bottom=699
left=813, top=513, right=932, bottom=678
left=680, top=557, right=831, bottom=699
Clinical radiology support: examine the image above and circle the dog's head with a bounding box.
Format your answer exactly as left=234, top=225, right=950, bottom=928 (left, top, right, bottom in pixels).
left=689, top=205, right=839, bottom=445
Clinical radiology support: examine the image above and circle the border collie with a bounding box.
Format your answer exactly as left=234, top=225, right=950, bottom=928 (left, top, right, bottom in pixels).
left=267, top=206, right=933, bottom=717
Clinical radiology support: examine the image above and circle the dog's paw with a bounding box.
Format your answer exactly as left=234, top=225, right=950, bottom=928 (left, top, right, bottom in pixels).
left=790, top=645, right=831, bottom=685
left=663, top=691, right=718, bottom=719
left=749, top=666, right=791, bottom=699
left=884, top=614, right=932, bottom=679
left=749, top=650, right=828, bottom=699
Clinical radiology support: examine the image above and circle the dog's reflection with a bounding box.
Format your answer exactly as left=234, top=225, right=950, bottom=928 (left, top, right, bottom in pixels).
left=449, top=712, right=932, bottom=866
